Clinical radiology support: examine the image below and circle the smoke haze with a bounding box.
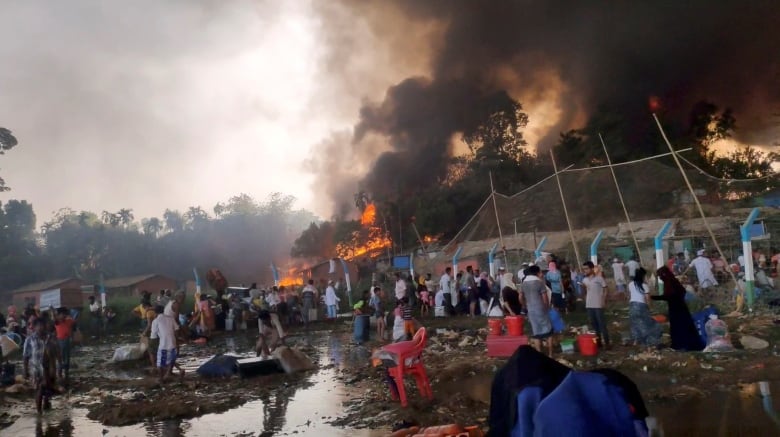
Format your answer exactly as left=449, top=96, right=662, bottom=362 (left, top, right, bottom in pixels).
left=308, top=0, right=780, bottom=213
left=1, top=1, right=778, bottom=222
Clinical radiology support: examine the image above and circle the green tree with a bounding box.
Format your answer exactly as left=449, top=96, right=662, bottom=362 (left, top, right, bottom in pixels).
left=711, top=146, right=779, bottom=199
left=117, top=208, right=134, bottom=228
left=0, top=127, right=19, bottom=192
left=141, top=217, right=162, bottom=237
left=163, top=209, right=184, bottom=233
left=184, top=206, right=209, bottom=229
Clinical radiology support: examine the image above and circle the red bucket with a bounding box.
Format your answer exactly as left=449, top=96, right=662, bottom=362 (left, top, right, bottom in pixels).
left=577, top=333, right=598, bottom=356
left=488, top=318, right=503, bottom=336
left=505, top=316, right=524, bottom=336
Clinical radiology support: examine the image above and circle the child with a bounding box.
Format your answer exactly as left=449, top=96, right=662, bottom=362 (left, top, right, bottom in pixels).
left=371, top=287, right=386, bottom=341
left=400, top=297, right=415, bottom=340
left=54, top=307, right=76, bottom=382
left=143, top=305, right=164, bottom=368
left=150, top=301, right=184, bottom=383
left=419, top=287, right=430, bottom=317
left=42, top=319, right=62, bottom=409
left=23, top=318, right=50, bottom=413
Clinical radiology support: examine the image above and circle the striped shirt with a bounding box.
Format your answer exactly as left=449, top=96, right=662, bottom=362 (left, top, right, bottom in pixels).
left=402, top=305, right=413, bottom=321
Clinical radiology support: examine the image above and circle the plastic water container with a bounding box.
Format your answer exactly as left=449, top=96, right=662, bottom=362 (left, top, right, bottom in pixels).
left=487, top=318, right=503, bottom=336
left=577, top=333, right=598, bottom=356
left=505, top=316, right=524, bottom=336
left=560, top=339, right=575, bottom=354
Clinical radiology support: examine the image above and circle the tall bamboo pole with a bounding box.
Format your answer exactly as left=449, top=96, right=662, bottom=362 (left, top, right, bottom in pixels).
left=599, top=133, right=642, bottom=263
left=489, top=171, right=509, bottom=269
left=550, top=150, right=582, bottom=267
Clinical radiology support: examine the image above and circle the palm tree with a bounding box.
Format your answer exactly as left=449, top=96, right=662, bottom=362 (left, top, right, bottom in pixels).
left=117, top=208, right=134, bottom=228
left=185, top=206, right=209, bottom=229
left=142, top=217, right=162, bottom=237
left=163, top=209, right=184, bottom=233
left=101, top=210, right=119, bottom=227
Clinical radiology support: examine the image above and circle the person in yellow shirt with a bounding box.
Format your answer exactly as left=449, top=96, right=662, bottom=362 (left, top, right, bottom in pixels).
left=132, top=302, right=153, bottom=329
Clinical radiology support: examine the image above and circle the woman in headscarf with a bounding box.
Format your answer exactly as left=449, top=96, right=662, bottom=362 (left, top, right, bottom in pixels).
left=652, top=266, right=705, bottom=351
left=628, top=268, right=662, bottom=348
left=521, top=265, right=554, bottom=356
left=545, top=262, right=565, bottom=312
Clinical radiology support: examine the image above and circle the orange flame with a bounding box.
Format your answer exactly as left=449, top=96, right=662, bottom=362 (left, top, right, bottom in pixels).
left=361, top=203, right=377, bottom=226
left=339, top=203, right=392, bottom=260
left=423, top=235, right=437, bottom=243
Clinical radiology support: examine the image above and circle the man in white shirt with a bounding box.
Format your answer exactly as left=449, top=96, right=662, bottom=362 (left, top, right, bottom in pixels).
left=581, top=261, right=610, bottom=347
left=394, top=272, right=407, bottom=302
left=439, top=267, right=452, bottom=308
left=626, top=257, right=641, bottom=280
left=690, top=249, right=718, bottom=289
left=500, top=267, right=516, bottom=291
left=324, top=280, right=340, bottom=319
left=611, top=258, right=627, bottom=296
left=151, top=301, right=184, bottom=383
left=517, top=262, right=529, bottom=283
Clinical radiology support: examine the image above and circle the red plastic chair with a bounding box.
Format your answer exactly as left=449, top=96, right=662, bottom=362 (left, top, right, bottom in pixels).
left=380, top=327, right=433, bottom=407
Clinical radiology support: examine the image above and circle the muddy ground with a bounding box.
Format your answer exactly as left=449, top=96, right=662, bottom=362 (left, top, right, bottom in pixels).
left=2, top=303, right=780, bottom=435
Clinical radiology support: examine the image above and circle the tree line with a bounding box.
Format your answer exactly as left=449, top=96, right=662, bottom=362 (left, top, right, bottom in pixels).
left=0, top=192, right=317, bottom=296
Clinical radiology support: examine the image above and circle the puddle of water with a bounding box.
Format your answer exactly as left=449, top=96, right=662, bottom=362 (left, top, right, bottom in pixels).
left=650, top=381, right=780, bottom=436
left=2, top=332, right=387, bottom=437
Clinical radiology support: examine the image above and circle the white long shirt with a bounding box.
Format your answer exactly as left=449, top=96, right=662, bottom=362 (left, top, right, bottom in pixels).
left=691, top=256, right=718, bottom=288
left=395, top=279, right=407, bottom=300
left=325, top=286, right=340, bottom=306
left=612, top=262, right=626, bottom=284
left=439, top=273, right=451, bottom=294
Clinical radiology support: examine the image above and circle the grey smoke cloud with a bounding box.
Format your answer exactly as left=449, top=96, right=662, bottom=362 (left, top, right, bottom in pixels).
left=308, top=0, right=780, bottom=212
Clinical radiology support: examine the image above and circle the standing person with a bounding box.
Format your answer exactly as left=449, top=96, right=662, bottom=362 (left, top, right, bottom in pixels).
left=151, top=301, right=185, bottom=383
left=419, top=284, right=431, bottom=317
left=439, top=267, right=453, bottom=311
left=521, top=266, right=553, bottom=356
left=581, top=261, right=610, bottom=348
left=545, top=262, right=565, bottom=312
left=626, top=256, right=641, bottom=280
left=653, top=267, right=705, bottom=351
left=400, top=297, right=415, bottom=340
left=371, top=287, right=387, bottom=341
left=500, top=267, right=517, bottom=293
left=324, top=280, right=340, bottom=319
left=54, top=307, right=76, bottom=382
left=688, top=249, right=718, bottom=290
left=301, top=280, right=318, bottom=326
left=424, top=273, right=436, bottom=295
left=88, top=296, right=102, bottom=339
left=143, top=305, right=164, bottom=368
left=628, top=268, right=662, bottom=348
left=23, top=318, right=49, bottom=413
left=612, top=258, right=627, bottom=300
left=132, top=300, right=152, bottom=330
left=465, top=266, right=479, bottom=317
left=42, top=319, right=61, bottom=410
left=394, top=272, right=407, bottom=303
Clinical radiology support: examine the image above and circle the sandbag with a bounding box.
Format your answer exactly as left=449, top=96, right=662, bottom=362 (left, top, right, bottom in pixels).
left=197, top=354, right=239, bottom=378
left=271, top=346, right=315, bottom=374
left=1, top=335, right=20, bottom=359
left=111, top=343, right=148, bottom=362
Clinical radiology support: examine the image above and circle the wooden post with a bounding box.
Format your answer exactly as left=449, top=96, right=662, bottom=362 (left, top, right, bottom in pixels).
left=599, top=133, right=642, bottom=263
left=550, top=150, right=582, bottom=267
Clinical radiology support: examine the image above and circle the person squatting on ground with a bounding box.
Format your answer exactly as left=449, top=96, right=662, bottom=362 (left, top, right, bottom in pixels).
left=151, top=301, right=184, bottom=384
left=582, top=261, right=611, bottom=348
left=256, top=310, right=282, bottom=359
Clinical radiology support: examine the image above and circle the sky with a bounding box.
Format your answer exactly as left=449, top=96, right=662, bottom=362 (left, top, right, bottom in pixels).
left=0, top=0, right=427, bottom=224
left=1, top=1, right=777, bottom=227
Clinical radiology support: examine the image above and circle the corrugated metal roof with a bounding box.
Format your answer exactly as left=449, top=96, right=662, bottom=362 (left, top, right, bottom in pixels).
left=103, top=274, right=167, bottom=288
left=13, top=278, right=80, bottom=293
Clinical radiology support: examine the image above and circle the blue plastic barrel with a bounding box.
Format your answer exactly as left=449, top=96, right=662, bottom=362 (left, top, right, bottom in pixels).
left=353, top=315, right=370, bottom=343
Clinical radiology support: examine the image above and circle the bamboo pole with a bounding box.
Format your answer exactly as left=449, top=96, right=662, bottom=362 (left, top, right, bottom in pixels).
left=550, top=150, right=582, bottom=267
left=652, top=114, right=743, bottom=305
left=489, top=171, right=509, bottom=269
left=599, top=133, right=642, bottom=263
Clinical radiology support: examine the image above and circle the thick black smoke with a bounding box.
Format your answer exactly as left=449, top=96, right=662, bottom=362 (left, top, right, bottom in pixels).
left=315, top=0, right=780, bottom=210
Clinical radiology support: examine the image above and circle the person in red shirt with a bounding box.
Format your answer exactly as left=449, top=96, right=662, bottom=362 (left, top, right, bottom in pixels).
left=54, top=307, right=76, bottom=381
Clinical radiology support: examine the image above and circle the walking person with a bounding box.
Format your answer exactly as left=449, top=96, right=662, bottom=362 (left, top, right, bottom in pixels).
left=23, top=318, right=49, bottom=413
left=301, top=280, right=318, bottom=327
left=545, top=262, right=565, bottom=312
left=521, top=266, right=554, bottom=356
left=612, top=258, right=627, bottom=300
left=628, top=268, right=662, bottom=348
left=371, top=287, right=387, bottom=341
left=151, top=301, right=185, bottom=383
left=324, top=280, right=340, bottom=319
left=581, top=261, right=610, bottom=348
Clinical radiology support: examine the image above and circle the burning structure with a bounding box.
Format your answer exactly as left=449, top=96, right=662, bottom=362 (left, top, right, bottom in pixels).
left=336, top=203, right=393, bottom=260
